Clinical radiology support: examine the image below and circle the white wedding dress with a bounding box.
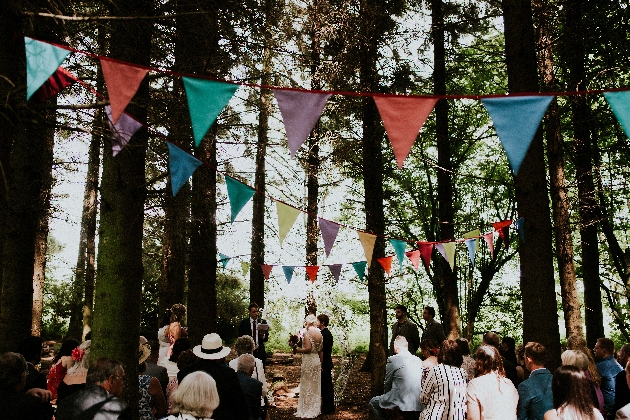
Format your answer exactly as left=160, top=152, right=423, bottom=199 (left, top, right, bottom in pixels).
left=295, top=331, right=322, bottom=418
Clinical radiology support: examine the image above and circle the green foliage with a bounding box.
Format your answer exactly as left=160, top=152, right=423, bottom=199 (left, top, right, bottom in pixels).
left=216, top=272, right=249, bottom=342
left=41, top=279, right=74, bottom=339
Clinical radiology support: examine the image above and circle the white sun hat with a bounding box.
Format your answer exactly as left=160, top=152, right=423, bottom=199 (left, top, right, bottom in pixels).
left=192, top=333, right=231, bottom=360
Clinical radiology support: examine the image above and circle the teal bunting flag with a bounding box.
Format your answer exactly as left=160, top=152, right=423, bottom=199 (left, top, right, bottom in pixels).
left=225, top=176, right=255, bottom=223
left=515, top=217, right=525, bottom=242
left=604, top=91, right=630, bottom=140
left=282, top=266, right=295, bottom=284
left=389, top=239, right=407, bottom=271
left=352, top=261, right=367, bottom=282
left=25, top=37, right=71, bottom=100
left=465, top=238, right=476, bottom=268
left=167, top=142, right=203, bottom=196
left=482, top=95, right=554, bottom=175
left=219, top=253, right=230, bottom=268
left=182, top=77, right=239, bottom=147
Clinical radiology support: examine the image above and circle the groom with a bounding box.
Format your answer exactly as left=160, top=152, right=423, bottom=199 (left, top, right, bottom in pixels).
left=318, top=314, right=335, bottom=414
left=238, top=303, right=269, bottom=364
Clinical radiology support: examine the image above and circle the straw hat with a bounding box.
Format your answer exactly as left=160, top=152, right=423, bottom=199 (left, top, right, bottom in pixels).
left=193, top=333, right=231, bottom=360
left=139, top=343, right=151, bottom=364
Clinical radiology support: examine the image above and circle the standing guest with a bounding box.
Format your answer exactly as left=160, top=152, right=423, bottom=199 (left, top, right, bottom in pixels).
left=420, top=339, right=439, bottom=370
left=567, top=335, right=602, bottom=389
left=615, top=361, right=630, bottom=419
left=162, top=338, right=191, bottom=413
left=389, top=304, right=420, bottom=356
left=18, top=336, right=47, bottom=391
left=144, top=340, right=168, bottom=397
left=561, top=350, right=605, bottom=413
left=595, top=338, right=623, bottom=417
left=236, top=354, right=263, bottom=420
left=238, top=303, right=269, bottom=364
left=318, top=313, right=335, bottom=415
left=502, top=337, right=518, bottom=368
left=158, top=309, right=173, bottom=361
left=515, top=344, right=527, bottom=384
left=165, top=304, right=187, bottom=358
left=421, top=339, right=468, bottom=420
left=139, top=343, right=167, bottom=420
left=483, top=331, right=518, bottom=386
left=422, top=306, right=446, bottom=346
left=0, top=352, right=53, bottom=420
left=56, top=357, right=131, bottom=420
left=370, top=336, right=424, bottom=420
left=543, top=365, right=603, bottom=420
left=163, top=371, right=220, bottom=420
left=466, top=345, right=519, bottom=420
left=457, top=338, right=476, bottom=381
left=614, top=344, right=630, bottom=414
left=57, top=339, right=91, bottom=402
left=47, top=339, right=79, bottom=400
left=517, top=342, right=553, bottom=420
left=178, top=333, right=248, bottom=420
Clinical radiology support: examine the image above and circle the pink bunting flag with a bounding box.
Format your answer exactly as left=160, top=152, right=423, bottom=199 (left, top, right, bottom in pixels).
left=417, top=242, right=434, bottom=271
left=377, top=256, right=393, bottom=275
left=261, top=264, right=273, bottom=280
left=483, top=232, right=495, bottom=259
left=405, top=250, right=420, bottom=270
left=101, top=59, right=149, bottom=125
left=492, top=220, right=512, bottom=249
left=373, top=96, right=438, bottom=169
left=319, top=218, right=340, bottom=257
left=306, top=266, right=319, bottom=283
left=273, top=89, right=331, bottom=157
left=34, top=67, right=78, bottom=102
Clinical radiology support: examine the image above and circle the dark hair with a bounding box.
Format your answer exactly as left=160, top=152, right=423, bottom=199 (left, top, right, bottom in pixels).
left=438, top=340, right=463, bottom=367
left=620, top=344, right=630, bottom=358
left=317, top=314, right=329, bottom=327
left=248, top=302, right=259, bottom=311
left=482, top=332, right=500, bottom=348
left=177, top=350, right=199, bottom=371
left=87, top=357, right=123, bottom=385
left=148, top=340, right=160, bottom=358
left=17, top=336, right=43, bottom=363
left=161, top=309, right=172, bottom=327
left=395, top=304, right=408, bottom=314
left=170, top=338, right=191, bottom=363
left=552, top=365, right=598, bottom=420
left=474, top=345, right=504, bottom=378
left=456, top=338, right=471, bottom=356
left=424, top=306, right=436, bottom=318
left=597, top=338, right=615, bottom=355
left=524, top=342, right=547, bottom=366
left=170, top=304, right=186, bottom=323
left=502, top=337, right=516, bottom=352
left=0, top=352, right=27, bottom=390
left=54, top=339, right=80, bottom=364
left=420, top=339, right=439, bottom=356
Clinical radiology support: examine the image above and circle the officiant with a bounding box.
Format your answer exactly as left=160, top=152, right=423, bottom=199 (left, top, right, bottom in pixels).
left=238, top=303, right=269, bottom=364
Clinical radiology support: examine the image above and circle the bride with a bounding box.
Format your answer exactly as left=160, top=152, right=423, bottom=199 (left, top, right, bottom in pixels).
left=293, top=314, right=323, bottom=418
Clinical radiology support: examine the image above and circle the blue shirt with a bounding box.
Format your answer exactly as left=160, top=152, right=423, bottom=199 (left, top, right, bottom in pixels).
left=597, top=355, right=623, bottom=413
left=517, top=368, right=553, bottom=420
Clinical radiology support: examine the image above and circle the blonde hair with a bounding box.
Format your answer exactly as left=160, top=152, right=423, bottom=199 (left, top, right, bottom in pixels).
left=304, top=314, right=319, bottom=328
left=172, top=371, right=220, bottom=417
left=561, top=350, right=589, bottom=371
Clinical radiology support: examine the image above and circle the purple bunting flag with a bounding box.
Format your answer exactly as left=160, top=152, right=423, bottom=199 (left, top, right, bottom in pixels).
left=319, top=218, right=341, bottom=257
left=106, top=106, right=143, bottom=156
left=327, top=264, right=342, bottom=282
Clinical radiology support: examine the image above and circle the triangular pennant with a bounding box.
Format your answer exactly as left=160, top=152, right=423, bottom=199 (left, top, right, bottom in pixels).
left=465, top=239, right=477, bottom=268
left=167, top=142, right=203, bottom=196
left=106, top=106, right=143, bottom=156
left=276, top=202, right=301, bottom=245
left=306, top=266, right=319, bottom=283
left=463, top=230, right=481, bottom=251
left=183, top=77, right=239, bottom=146
left=515, top=217, right=525, bottom=242
left=327, top=264, right=342, bottom=282
left=25, top=37, right=71, bottom=100
left=357, top=231, right=377, bottom=267
left=377, top=256, right=393, bottom=275
left=225, top=176, right=255, bottom=223
left=405, top=250, right=420, bottom=271
left=100, top=59, right=148, bottom=125
left=319, top=218, right=341, bottom=257
left=443, top=242, right=456, bottom=271
left=241, top=262, right=250, bottom=276
left=34, top=67, right=78, bottom=102
left=282, top=266, right=295, bottom=284
left=273, top=89, right=331, bottom=157
left=389, top=239, right=407, bottom=271
left=482, top=95, right=553, bottom=175
left=261, top=264, right=273, bottom=280
left=492, top=220, right=512, bottom=249
left=417, top=242, right=434, bottom=271
left=352, top=261, right=367, bottom=282
left=373, top=96, right=438, bottom=168
left=604, top=91, right=630, bottom=140
left=483, top=232, right=495, bottom=259
left=219, top=253, right=230, bottom=268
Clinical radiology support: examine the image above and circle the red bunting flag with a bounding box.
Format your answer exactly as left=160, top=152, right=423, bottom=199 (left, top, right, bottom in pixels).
left=261, top=264, right=273, bottom=280
left=377, top=256, right=393, bottom=275
left=101, top=59, right=149, bottom=124
left=305, top=266, right=319, bottom=283
left=492, top=220, right=512, bottom=249
left=417, top=242, right=434, bottom=271
left=34, top=67, right=78, bottom=103
left=405, top=250, right=420, bottom=270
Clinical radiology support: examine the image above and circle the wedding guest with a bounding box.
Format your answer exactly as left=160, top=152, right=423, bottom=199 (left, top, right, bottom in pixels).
left=457, top=338, right=476, bottom=381
left=0, top=352, right=53, bottom=420
left=139, top=343, right=167, bottom=420
left=517, top=342, right=553, bottom=420
left=57, top=340, right=91, bottom=402
left=561, top=350, right=605, bottom=413
left=47, top=339, right=79, bottom=400
left=18, top=336, right=47, bottom=391
left=543, top=365, right=603, bottom=420
left=163, top=371, right=219, bottom=420
left=389, top=304, right=420, bottom=355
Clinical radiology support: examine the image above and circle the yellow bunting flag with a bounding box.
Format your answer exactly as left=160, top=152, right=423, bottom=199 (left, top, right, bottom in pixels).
left=276, top=202, right=301, bottom=245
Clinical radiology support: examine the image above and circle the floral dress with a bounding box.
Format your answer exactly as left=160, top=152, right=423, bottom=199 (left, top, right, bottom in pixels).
left=295, top=331, right=322, bottom=418
left=139, top=374, right=155, bottom=420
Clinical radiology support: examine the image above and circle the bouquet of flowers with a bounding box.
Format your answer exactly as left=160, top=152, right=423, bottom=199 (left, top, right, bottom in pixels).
left=288, top=334, right=299, bottom=347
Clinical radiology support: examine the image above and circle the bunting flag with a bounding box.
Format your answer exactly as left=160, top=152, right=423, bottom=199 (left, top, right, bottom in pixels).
left=25, top=37, right=71, bottom=100
left=282, top=266, right=295, bottom=284
left=352, top=261, right=367, bottom=281
left=482, top=95, right=554, bottom=175
left=373, top=96, right=438, bottom=168
left=276, top=202, right=301, bottom=245
left=377, top=256, right=393, bottom=275
left=465, top=238, right=477, bottom=268
left=463, top=230, right=481, bottom=251
left=319, top=218, right=341, bottom=257
left=417, top=242, right=434, bottom=271
left=219, top=253, right=230, bottom=268
left=604, top=91, right=630, bottom=140
left=492, top=220, right=512, bottom=248
left=100, top=59, right=148, bottom=124
left=483, top=232, right=495, bottom=259
left=225, top=176, right=255, bottom=223
left=389, top=239, right=407, bottom=270
left=515, top=217, right=525, bottom=242
left=327, top=264, right=342, bottom=282
left=34, top=67, right=78, bottom=102
left=273, top=89, right=331, bottom=157
left=357, top=231, right=377, bottom=267
left=261, top=264, right=273, bottom=280
left=183, top=77, right=239, bottom=146
left=241, top=262, right=250, bottom=276
left=167, top=142, right=203, bottom=196
left=405, top=250, right=420, bottom=270
left=436, top=242, right=456, bottom=271
left=106, top=106, right=143, bottom=156
left=306, top=266, right=319, bottom=283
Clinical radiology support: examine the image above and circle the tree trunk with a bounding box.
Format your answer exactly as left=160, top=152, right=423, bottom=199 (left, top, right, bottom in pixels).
left=502, top=0, right=561, bottom=371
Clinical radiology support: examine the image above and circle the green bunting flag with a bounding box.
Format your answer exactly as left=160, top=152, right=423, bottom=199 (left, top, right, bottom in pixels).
left=225, top=176, right=255, bottom=223
left=25, top=37, right=71, bottom=100
left=352, top=261, right=367, bottom=282
left=219, top=253, right=230, bottom=268
left=389, top=239, right=407, bottom=270
left=241, top=262, right=250, bottom=276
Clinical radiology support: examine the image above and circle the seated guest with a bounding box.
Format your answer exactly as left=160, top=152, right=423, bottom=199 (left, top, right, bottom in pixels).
left=420, top=339, right=439, bottom=369
left=57, top=339, right=91, bottom=402
left=236, top=354, right=263, bottom=420
left=178, top=333, right=248, bottom=420
left=55, top=357, right=131, bottom=420
left=563, top=349, right=605, bottom=413
left=47, top=339, right=79, bottom=401
left=517, top=342, right=553, bottom=420
left=229, top=335, right=268, bottom=417
left=543, top=365, right=603, bottom=420
left=615, top=344, right=630, bottom=415
left=0, top=352, right=53, bottom=420
left=594, top=338, right=623, bottom=417
left=18, top=336, right=47, bottom=391
left=139, top=343, right=167, bottom=420
left=163, top=371, right=220, bottom=420
left=421, top=339, right=467, bottom=420
left=369, top=336, right=424, bottom=420
left=144, top=339, right=168, bottom=397
left=467, top=345, right=519, bottom=420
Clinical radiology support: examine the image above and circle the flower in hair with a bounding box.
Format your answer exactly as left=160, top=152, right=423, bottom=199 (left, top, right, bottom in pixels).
left=71, top=347, right=84, bottom=361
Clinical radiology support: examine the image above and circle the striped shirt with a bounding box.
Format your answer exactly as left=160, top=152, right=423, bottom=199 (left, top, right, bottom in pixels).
left=421, top=364, right=468, bottom=420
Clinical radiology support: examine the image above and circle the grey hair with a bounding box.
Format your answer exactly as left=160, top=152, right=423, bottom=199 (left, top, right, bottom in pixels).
left=237, top=353, right=255, bottom=373
left=67, top=340, right=91, bottom=375
left=86, top=357, right=123, bottom=385
left=172, top=371, right=220, bottom=417
left=394, top=336, right=409, bottom=351
left=234, top=335, right=255, bottom=356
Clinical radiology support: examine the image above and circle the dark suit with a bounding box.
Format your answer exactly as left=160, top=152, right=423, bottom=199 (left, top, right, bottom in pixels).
left=321, top=327, right=335, bottom=414
left=615, top=369, right=630, bottom=414
left=179, top=359, right=249, bottom=420
left=517, top=368, right=553, bottom=420
left=236, top=370, right=263, bottom=420
left=238, top=318, right=268, bottom=364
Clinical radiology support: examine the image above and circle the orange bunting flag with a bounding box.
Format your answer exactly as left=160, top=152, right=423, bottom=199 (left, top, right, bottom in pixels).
left=306, top=266, right=319, bottom=283
left=483, top=232, right=495, bottom=259
left=373, top=96, right=438, bottom=169
left=405, top=250, right=420, bottom=270
left=100, top=59, right=149, bottom=124
left=261, top=264, right=273, bottom=280
left=377, top=256, right=393, bottom=275
left=492, top=220, right=512, bottom=249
